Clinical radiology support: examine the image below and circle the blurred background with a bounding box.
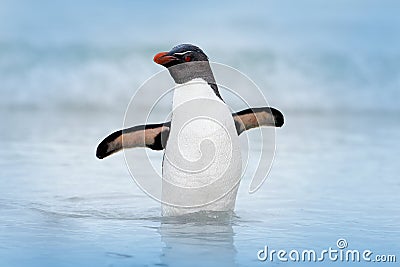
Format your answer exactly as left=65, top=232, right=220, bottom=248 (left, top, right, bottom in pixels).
left=1, top=0, right=399, bottom=112
left=1, top=1, right=399, bottom=267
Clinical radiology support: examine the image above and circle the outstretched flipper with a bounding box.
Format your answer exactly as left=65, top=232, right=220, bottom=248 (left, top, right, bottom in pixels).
left=96, top=107, right=283, bottom=159
left=96, top=122, right=170, bottom=159
left=233, top=107, right=284, bottom=135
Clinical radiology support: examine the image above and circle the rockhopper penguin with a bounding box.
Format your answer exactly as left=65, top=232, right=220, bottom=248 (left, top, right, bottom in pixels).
left=96, top=44, right=284, bottom=216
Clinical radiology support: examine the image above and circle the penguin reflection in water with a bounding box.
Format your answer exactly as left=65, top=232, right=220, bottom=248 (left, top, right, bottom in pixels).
left=96, top=44, right=284, bottom=216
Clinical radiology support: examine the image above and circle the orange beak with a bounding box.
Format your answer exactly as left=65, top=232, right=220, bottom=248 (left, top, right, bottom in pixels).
left=153, top=52, right=177, bottom=65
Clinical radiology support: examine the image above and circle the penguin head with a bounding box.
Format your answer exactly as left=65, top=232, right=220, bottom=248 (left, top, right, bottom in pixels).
left=153, top=44, right=221, bottom=99
left=153, top=44, right=208, bottom=68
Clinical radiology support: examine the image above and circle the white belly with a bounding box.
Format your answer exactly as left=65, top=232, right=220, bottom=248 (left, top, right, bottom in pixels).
left=162, top=79, right=242, bottom=216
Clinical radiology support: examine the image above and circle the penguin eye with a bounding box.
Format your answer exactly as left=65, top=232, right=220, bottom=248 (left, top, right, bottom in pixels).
left=184, top=55, right=191, bottom=62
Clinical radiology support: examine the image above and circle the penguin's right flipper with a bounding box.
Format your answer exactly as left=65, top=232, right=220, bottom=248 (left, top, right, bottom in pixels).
left=233, top=107, right=284, bottom=135
left=96, top=122, right=170, bottom=159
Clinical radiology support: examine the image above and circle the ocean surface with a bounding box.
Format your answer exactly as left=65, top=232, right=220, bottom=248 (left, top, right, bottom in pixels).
left=1, top=1, right=400, bottom=266
left=1, top=109, right=399, bottom=266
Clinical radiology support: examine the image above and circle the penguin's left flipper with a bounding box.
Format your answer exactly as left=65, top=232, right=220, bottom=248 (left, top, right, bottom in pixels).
left=96, top=122, right=170, bottom=159
left=233, top=107, right=284, bottom=135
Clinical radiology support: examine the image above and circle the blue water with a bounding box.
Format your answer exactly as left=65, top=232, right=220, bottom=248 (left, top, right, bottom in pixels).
left=1, top=1, right=400, bottom=266
left=1, top=110, right=399, bottom=266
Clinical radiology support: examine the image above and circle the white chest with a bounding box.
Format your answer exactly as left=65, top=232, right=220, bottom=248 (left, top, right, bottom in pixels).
left=162, top=79, right=242, bottom=215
